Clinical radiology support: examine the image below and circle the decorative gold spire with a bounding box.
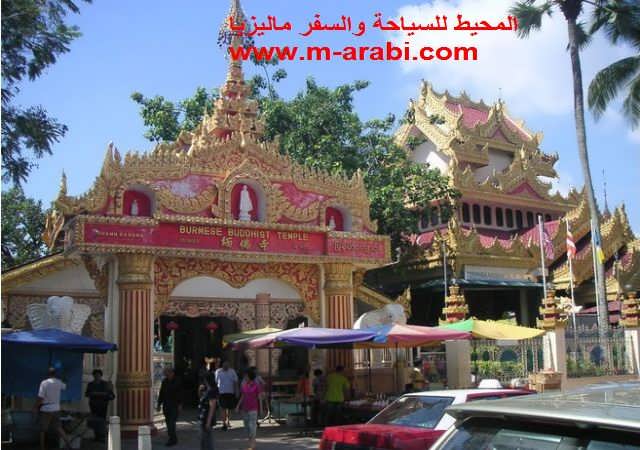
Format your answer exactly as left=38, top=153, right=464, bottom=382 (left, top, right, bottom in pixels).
left=59, top=170, right=67, bottom=197
left=206, top=0, right=263, bottom=142
left=440, top=284, right=468, bottom=324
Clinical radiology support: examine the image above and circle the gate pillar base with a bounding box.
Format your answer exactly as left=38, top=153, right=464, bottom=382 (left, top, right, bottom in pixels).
left=445, top=340, right=471, bottom=389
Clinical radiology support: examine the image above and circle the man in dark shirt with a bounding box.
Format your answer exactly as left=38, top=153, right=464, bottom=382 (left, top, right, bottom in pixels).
left=198, top=373, right=218, bottom=450
left=157, top=368, right=182, bottom=446
left=85, top=369, right=114, bottom=442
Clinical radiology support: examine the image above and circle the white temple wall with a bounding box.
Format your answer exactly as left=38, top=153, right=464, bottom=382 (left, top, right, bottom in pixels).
left=473, top=149, right=513, bottom=182
left=410, top=140, right=450, bottom=173
left=8, top=265, right=97, bottom=295
left=170, top=276, right=301, bottom=299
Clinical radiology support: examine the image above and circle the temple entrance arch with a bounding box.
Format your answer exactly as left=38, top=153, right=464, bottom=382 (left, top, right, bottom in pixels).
left=153, top=258, right=321, bottom=324
left=160, top=270, right=309, bottom=371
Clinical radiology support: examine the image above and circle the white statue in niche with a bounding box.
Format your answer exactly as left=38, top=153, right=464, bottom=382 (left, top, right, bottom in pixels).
left=130, top=199, right=139, bottom=216
left=27, top=296, right=91, bottom=334
left=353, top=303, right=407, bottom=329
left=328, top=215, right=336, bottom=230
left=238, top=185, right=254, bottom=221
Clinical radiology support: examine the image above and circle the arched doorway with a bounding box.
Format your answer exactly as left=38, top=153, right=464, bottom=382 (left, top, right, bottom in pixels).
left=158, top=315, right=247, bottom=407
left=157, top=274, right=308, bottom=404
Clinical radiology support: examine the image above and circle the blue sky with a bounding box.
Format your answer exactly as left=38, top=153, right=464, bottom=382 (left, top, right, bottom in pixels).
left=10, top=0, right=640, bottom=231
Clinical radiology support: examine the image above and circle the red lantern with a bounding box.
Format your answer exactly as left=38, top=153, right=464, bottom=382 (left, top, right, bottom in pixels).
left=166, top=321, right=179, bottom=331
left=206, top=321, right=219, bottom=332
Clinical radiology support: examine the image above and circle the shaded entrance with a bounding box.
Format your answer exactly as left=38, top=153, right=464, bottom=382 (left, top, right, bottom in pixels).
left=158, top=315, right=248, bottom=407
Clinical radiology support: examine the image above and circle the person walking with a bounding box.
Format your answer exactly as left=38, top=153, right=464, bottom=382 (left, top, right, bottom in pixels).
left=311, top=369, right=326, bottom=426
left=157, top=368, right=182, bottom=446
left=235, top=369, right=262, bottom=450
left=34, top=367, right=71, bottom=450
left=215, top=360, right=238, bottom=431
left=198, top=373, right=218, bottom=450
left=324, top=365, right=350, bottom=425
left=85, top=369, right=115, bottom=442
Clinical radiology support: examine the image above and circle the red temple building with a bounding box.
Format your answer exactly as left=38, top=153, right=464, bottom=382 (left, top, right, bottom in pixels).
left=1, top=6, right=390, bottom=431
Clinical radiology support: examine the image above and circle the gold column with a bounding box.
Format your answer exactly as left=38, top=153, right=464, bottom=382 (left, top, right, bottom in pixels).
left=116, top=254, right=155, bottom=435
left=324, top=263, right=354, bottom=371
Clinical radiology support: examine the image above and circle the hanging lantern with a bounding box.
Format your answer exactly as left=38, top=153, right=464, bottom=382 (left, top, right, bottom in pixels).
left=206, top=321, right=219, bottom=333
left=166, top=321, right=179, bottom=331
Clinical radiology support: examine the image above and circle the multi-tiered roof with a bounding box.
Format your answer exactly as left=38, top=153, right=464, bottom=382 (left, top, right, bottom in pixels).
left=395, top=81, right=638, bottom=300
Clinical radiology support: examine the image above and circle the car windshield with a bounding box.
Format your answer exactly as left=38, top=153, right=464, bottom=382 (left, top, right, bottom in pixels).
left=439, top=417, right=640, bottom=450
left=368, top=395, right=454, bottom=429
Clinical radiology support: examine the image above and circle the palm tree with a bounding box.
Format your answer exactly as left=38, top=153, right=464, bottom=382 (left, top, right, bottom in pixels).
left=588, top=0, right=640, bottom=128
left=510, top=0, right=609, bottom=352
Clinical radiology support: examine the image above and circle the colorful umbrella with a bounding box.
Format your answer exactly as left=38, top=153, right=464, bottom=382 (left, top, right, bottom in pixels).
left=244, top=327, right=377, bottom=349
left=223, top=327, right=283, bottom=347
left=440, top=318, right=544, bottom=340
left=357, top=323, right=471, bottom=348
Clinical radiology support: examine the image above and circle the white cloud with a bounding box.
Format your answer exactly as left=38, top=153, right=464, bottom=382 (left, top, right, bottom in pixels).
left=542, top=170, right=575, bottom=197
left=600, top=108, right=640, bottom=145
left=391, top=0, right=634, bottom=117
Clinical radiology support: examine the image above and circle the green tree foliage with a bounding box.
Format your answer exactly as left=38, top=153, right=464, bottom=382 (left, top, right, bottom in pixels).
left=1, top=0, right=91, bottom=185
left=132, top=77, right=457, bottom=249
left=1, top=187, right=49, bottom=268
left=131, top=87, right=219, bottom=142
left=587, top=0, right=640, bottom=128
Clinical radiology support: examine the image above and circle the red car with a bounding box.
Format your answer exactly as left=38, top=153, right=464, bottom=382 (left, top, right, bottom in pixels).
left=319, top=388, right=533, bottom=450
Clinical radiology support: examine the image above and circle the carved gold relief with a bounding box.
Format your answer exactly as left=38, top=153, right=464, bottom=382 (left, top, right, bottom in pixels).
left=154, top=258, right=320, bottom=323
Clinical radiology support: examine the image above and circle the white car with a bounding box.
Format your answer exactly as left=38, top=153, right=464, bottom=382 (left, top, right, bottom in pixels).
left=431, top=382, right=640, bottom=449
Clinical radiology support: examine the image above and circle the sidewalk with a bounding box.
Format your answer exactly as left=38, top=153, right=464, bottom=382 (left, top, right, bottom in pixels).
left=121, top=414, right=321, bottom=450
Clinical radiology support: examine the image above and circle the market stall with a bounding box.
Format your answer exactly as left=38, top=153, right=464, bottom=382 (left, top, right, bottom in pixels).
left=1, top=328, right=117, bottom=446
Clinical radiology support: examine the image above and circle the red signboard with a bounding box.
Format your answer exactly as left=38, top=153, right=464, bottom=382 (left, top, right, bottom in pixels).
left=80, top=221, right=387, bottom=261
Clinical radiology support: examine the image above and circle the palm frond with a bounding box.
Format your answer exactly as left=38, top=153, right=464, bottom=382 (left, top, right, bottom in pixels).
left=588, top=55, right=640, bottom=120
left=589, top=0, right=640, bottom=49
left=622, top=73, right=640, bottom=129
left=574, top=21, right=593, bottom=50
left=509, top=1, right=554, bottom=38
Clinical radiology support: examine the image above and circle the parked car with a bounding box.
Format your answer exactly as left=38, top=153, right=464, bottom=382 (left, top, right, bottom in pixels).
left=430, top=382, right=640, bottom=449
left=319, top=388, right=533, bottom=450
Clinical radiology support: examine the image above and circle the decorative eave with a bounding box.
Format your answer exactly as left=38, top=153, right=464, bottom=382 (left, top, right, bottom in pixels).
left=420, top=217, right=537, bottom=275
left=552, top=206, right=636, bottom=286
left=1, top=253, right=79, bottom=292
left=417, top=81, right=545, bottom=149
left=618, top=240, right=640, bottom=291
left=450, top=157, right=576, bottom=211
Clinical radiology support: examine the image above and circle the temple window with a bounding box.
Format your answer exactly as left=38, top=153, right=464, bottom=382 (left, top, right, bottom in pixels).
left=430, top=206, right=439, bottom=226
left=496, top=208, right=504, bottom=227
left=526, top=211, right=534, bottom=228
left=420, top=210, right=430, bottom=229
left=545, top=214, right=552, bottom=222
left=472, top=204, right=481, bottom=224
left=326, top=207, right=345, bottom=231
left=506, top=209, right=514, bottom=228
left=440, top=206, right=451, bottom=224
left=231, top=183, right=260, bottom=222
left=483, top=206, right=492, bottom=226
left=123, top=190, right=152, bottom=217
left=515, top=210, right=523, bottom=229
left=462, top=203, right=471, bottom=223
